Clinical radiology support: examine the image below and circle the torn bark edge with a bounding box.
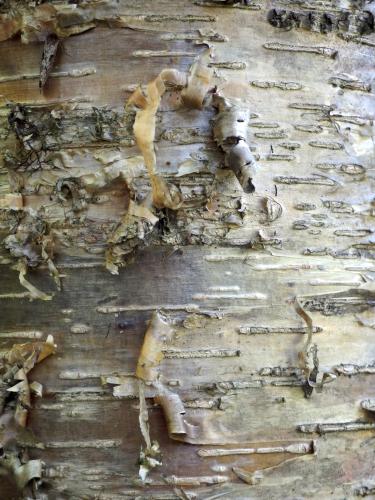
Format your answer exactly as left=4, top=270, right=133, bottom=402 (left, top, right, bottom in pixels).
left=127, top=49, right=213, bottom=210
left=138, top=380, right=162, bottom=482
left=41, top=235, right=61, bottom=291
left=233, top=446, right=317, bottom=485
left=361, top=398, right=375, bottom=412
left=0, top=4, right=96, bottom=44
left=105, top=200, right=159, bottom=275
left=14, top=260, right=53, bottom=301
left=2, top=205, right=61, bottom=297
left=212, top=93, right=257, bottom=193
left=39, top=34, right=60, bottom=89
left=0, top=193, right=23, bottom=210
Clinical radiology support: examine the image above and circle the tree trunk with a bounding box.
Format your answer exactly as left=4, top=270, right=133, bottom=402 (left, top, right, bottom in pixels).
left=0, top=1, right=374, bottom=498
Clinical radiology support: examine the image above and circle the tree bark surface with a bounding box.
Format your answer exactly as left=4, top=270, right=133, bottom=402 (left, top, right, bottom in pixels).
left=0, top=1, right=374, bottom=498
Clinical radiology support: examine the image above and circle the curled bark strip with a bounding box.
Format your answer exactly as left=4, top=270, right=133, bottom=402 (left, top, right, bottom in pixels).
left=8, top=370, right=30, bottom=428
left=157, top=400, right=218, bottom=444
left=0, top=453, right=43, bottom=491
left=15, top=261, right=53, bottom=301
left=181, top=49, right=213, bottom=109
left=138, top=381, right=162, bottom=481
left=263, top=195, right=283, bottom=222
left=135, top=315, right=206, bottom=444
left=6, top=335, right=56, bottom=367
left=136, top=311, right=174, bottom=382
left=39, top=34, right=60, bottom=89
left=128, top=52, right=212, bottom=209
left=212, top=93, right=257, bottom=193
left=0, top=336, right=56, bottom=493
left=138, top=381, right=151, bottom=449
left=4, top=211, right=60, bottom=297
left=293, top=298, right=313, bottom=355
left=155, top=387, right=186, bottom=435
left=128, top=73, right=185, bottom=210
left=293, top=297, right=318, bottom=398
left=41, top=236, right=61, bottom=291
left=138, top=380, right=162, bottom=481
left=292, top=297, right=335, bottom=397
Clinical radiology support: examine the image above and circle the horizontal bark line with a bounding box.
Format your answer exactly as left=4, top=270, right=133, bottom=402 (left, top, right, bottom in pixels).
left=163, top=348, right=241, bottom=359
left=238, top=326, right=322, bottom=334
left=263, top=41, right=337, bottom=57
left=298, top=421, right=375, bottom=433
left=197, top=441, right=315, bottom=456
left=45, top=440, right=122, bottom=448
left=0, top=66, right=96, bottom=83
left=0, top=330, right=44, bottom=338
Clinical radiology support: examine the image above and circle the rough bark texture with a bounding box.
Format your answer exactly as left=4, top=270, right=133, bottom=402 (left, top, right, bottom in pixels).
left=0, top=0, right=374, bottom=498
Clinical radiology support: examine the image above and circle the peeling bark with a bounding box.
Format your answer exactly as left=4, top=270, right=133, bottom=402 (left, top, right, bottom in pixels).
left=0, top=335, right=56, bottom=494
left=213, top=93, right=257, bottom=192
left=0, top=0, right=374, bottom=497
